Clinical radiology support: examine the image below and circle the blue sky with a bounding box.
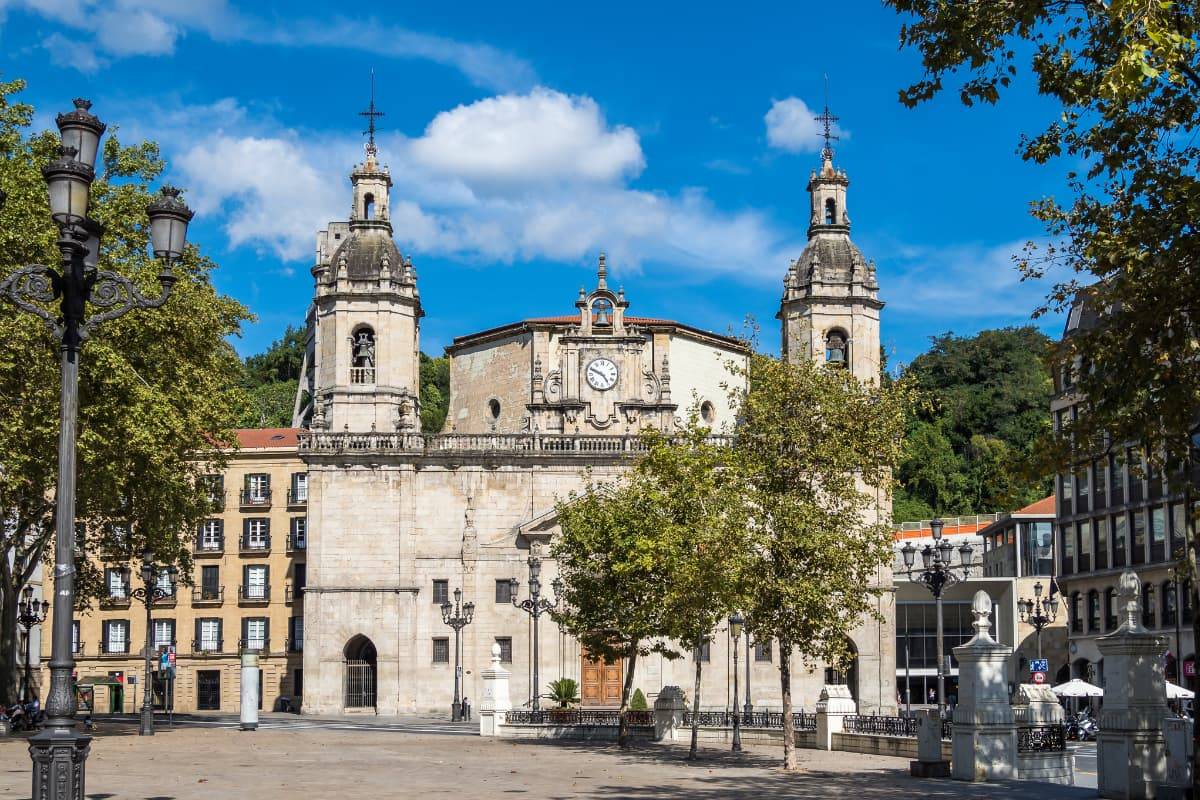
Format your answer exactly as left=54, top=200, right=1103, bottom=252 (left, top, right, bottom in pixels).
left=0, top=0, right=1067, bottom=365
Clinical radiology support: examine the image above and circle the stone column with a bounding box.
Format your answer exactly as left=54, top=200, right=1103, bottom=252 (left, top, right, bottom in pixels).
left=1012, top=684, right=1073, bottom=784
left=951, top=590, right=1016, bottom=782
left=239, top=652, right=259, bottom=731
left=479, top=642, right=512, bottom=737
left=815, top=684, right=856, bottom=751
left=1097, top=570, right=1169, bottom=799
left=653, top=686, right=685, bottom=741
left=911, top=709, right=951, bottom=777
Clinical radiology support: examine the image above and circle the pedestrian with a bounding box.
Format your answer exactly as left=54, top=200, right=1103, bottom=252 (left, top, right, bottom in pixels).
left=461, top=696, right=471, bottom=721
left=927, top=687, right=935, bottom=705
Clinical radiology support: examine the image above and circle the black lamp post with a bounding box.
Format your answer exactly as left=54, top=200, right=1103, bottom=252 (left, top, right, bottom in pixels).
left=728, top=612, right=744, bottom=752
left=129, top=548, right=176, bottom=736
left=509, top=556, right=560, bottom=712
left=17, top=586, right=50, bottom=703
left=1017, top=580, right=1059, bottom=660
left=441, top=587, right=475, bottom=721
left=900, top=518, right=973, bottom=715
left=0, top=98, right=190, bottom=800
left=743, top=628, right=752, bottom=717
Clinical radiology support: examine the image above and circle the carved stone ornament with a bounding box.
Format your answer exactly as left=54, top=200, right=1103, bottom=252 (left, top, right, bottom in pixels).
left=544, top=370, right=562, bottom=401
left=1118, top=569, right=1143, bottom=632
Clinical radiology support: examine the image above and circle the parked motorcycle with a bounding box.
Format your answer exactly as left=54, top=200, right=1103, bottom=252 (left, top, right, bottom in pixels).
left=1066, top=708, right=1099, bottom=741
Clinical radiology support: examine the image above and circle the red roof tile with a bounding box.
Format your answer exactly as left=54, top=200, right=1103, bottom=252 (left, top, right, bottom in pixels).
left=1015, top=495, right=1056, bottom=516
left=235, top=428, right=301, bottom=449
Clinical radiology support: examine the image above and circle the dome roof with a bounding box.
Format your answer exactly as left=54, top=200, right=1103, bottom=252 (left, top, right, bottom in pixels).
left=331, top=229, right=402, bottom=280
left=797, top=236, right=867, bottom=284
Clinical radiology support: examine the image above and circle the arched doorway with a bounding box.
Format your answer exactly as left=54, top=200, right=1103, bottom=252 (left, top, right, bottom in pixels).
left=823, top=639, right=859, bottom=702
left=344, top=635, right=377, bottom=710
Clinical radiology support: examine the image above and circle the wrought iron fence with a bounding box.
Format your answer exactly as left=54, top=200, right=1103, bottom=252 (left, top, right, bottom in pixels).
left=504, top=709, right=654, bottom=727
left=682, top=710, right=817, bottom=730
left=843, top=715, right=919, bottom=737
left=942, top=719, right=953, bottom=741
left=1017, top=724, right=1066, bottom=753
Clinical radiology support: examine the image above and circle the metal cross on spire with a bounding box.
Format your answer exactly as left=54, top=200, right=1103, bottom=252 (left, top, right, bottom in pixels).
left=360, top=69, right=385, bottom=158
left=815, top=74, right=839, bottom=161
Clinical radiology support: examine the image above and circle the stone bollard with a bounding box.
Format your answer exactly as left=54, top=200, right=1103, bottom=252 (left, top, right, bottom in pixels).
left=1012, top=684, right=1073, bottom=785
left=815, top=684, right=856, bottom=751
left=951, top=591, right=1016, bottom=782
left=1097, top=570, right=1170, bottom=799
left=478, top=642, right=512, bottom=737
left=911, top=709, right=950, bottom=777
left=653, top=686, right=685, bottom=741
left=240, top=651, right=259, bottom=731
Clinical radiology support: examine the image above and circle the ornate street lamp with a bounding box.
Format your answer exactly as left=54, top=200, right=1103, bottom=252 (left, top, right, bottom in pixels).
left=1017, top=580, right=1059, bottom=660
left=900, top=518, right=974, bottom=715
left=510, top=556, right=561, bottom=713
left=441, top=587, right=475, bottom=721
left=728, top=612, right=744, bottom=752
left=130, top=548, right=176, bottom=736
left=0, top=98, right=190, bottom=800
left=17, top=586, right=50, bottom=703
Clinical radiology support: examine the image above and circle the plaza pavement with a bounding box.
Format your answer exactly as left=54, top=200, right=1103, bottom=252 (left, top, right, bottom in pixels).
left=0, top=717, right=1095, bottom=800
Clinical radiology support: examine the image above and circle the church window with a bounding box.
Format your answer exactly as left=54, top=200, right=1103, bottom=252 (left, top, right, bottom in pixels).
left=364, top=192, right=375, bottom=220
left=350, top=327, right=376, bottom=384
left=591, top=298, right=613, bottom=327
left=488, top=399, right=501, bottom=420
left=495, top=637, right=513, bottom=663
left=495, top=579, right=514, bottom=604
left=700, top=401, right=716, bottom=425
left=825, top=198, right=836, bottom=225
left=825, top=329, right=848, bottom=367
left=432, top=637, right=450, bottom=664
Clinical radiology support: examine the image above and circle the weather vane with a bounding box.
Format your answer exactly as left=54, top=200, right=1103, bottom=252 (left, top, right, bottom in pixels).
left=815, top=74, right=838, bottom=160
left=359, top=69, right=385, bottom=158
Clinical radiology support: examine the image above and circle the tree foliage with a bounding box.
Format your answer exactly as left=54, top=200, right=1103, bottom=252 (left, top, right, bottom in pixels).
left=893, top=327, right=1054, bottom=519
left=0, top=79, right=249, bottom=703
left=419, top=352, right=450, bottom=432
left=730, top=353, right=912, bottom=769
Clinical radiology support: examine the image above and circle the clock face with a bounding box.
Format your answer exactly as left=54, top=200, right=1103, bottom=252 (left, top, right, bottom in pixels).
left=585, top=358, right=619, bottom=391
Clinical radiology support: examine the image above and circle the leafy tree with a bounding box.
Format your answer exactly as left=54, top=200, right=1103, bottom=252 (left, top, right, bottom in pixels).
left=243, top=324, right=305, bottom=385
left=237, top=379, right=299, bottom=428
left=629, top=688, right=648, bottom=711
left=419, top=352, right=449, bottom=432
left=730, top=353, right=911, bottom=770
left=0, top=79, right=249, bottom=703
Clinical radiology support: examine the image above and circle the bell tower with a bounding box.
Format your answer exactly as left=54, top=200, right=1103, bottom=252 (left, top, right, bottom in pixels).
left=778, top=105, right=882, bottom=383
left=301, top=87, right=423, bottom=432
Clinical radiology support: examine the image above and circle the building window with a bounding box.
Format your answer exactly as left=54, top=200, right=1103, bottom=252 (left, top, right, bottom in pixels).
left=495, top=579, right=513, bottom=604
left=824, top=197, right=836, bottom=224
left=199, top=519, right=223, bottom=552
left=1152, top=507, right=1167, bottom=560
left=243, top=518, right=270, bottom=551
left=153, top=619, right=175, bottom=649
left=433, top=637, right=450, bottom=664
left=244, top=473, right=270, bottom=504
left=1184, top=580, right=1195, bottom=624
left=364, top=192, right=375, bottom=220
left=694, top=641, right=711, bottom=662
left=289, top=517, right=306, bottom=551
left=155, top=568, right=175, bottom=597
left=488, top=398, right=501, bottom=419
left=290, top=472, right=308, bottom=504
left=202, top=474, right=224, bottom=507
left=1059, top=525, right=1074, bottom=575
left=1095, top=517, right=1109, bottom=570
left=1077, top=520, right=1092, bottom=571
left=825, top=330, right=847, bottom=367
left=71, top=620, right=80, bottom=654
left=1143, top=583, right=1157, bottom=628
left=754, top=640, right=772, bottom=662
left=1105, top=587, right=1118, bottom=630
left=1060, top=473, right=1073, bottom=501
left=700, top=400, right=716, bottom=425
left=244, top=565, right=268, bottom=600
left=351, top=327, right=376, bottom=384
left=106, top=568, right=128, bottom=599
left=1070, top=592, right=1082, bottom=633
left=1163, top=581, right=1178, bottom=626
left=197, top=618, right=222, bottom=652
left=243, top=617, right=268, bottom=652
left=103, top=620, right=129, bottom=654
left=289, top=617, right=303, bottom=652
left=432, top=580, right=449, bottom=605
left=1132, top=511, right=1147, bottom=564
left=200, top=565, right=220, bottom=600
left=495, top=637, right=513, bottom=663
left=1113, top=514, right=1128, bottom=567
left=1088, top=590, right=1101, bottom=632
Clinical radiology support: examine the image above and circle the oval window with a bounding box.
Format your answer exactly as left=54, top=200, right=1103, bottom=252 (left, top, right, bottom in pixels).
left=488, top=399, right=501, bottom=419
left=700, top=401, right=716, bottom=424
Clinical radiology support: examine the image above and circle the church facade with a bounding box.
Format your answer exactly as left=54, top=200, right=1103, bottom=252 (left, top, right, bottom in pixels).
left=293, top=134, right=896, bottom=716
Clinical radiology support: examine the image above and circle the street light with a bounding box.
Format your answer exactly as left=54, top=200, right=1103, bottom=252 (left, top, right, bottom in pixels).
left=129, top=548, right=177, bottom=736
left=1017, top=580, right=1059, bottom=660
left=900, top=518, right=973, bottom=715
left=510, top=556, right=560, bottom=712
left=441, top=587, right=475, bottom=721
left=0, top=97, right=190, bottom=800
left=17, top=586, right=50, bottom=703
left=728, top=612, right=744, bottom=752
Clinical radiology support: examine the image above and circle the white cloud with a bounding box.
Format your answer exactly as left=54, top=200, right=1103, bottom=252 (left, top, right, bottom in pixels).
left=42, top=31, right=105, bottom=72
left=4, top=0, right=535, bottom=91
left=765, top=97, right=846, bottom=153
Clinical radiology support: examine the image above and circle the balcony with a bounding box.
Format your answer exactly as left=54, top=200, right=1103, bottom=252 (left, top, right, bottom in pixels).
left=238, top=584, right=271, bottom=604
left=100, top=591, right=131, bottom=609
left=72, top=641, right=85, bottom=656
left=206, top=492, right=226, bottom=512
left=350, top=367, right=375, bottom=384
left=286, top=585, right=305, bottom=603
left=287, top=534, right=307, bottom=553
left=238, top=637, right=270, bottom=654
left=99, top=642, right=131, bottom=657
left=239, top=489, right=272, bottom=510
left=192, top=587, right=224, bottom=606
left=287, top=488, right=308, bottom=509
left=152, top=589, right=178, bottom=608
left=191, top=638, right=224, bottom=655
left=240, top=535, right=271, bottom=555
left=286, top=637, right=303, bottom=654
left=195, top=537, right=224, bottom=556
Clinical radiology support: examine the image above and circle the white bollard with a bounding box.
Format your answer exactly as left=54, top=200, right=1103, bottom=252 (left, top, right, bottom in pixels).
left=240, top=652, right=259, bottom=731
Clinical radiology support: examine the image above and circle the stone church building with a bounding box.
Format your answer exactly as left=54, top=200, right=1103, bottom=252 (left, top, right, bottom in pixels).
left=291, top=133, right=895, bottom=716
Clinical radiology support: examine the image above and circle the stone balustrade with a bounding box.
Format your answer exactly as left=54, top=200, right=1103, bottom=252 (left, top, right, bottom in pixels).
left=299, top=431, right=735, bottom=458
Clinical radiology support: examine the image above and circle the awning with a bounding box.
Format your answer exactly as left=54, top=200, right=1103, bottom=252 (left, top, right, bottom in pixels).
left=1051, top=678, right=1104, bottom=697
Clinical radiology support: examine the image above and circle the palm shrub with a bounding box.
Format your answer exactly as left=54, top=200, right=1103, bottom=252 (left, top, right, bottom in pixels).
left=546, top=678, right=581, bottom=708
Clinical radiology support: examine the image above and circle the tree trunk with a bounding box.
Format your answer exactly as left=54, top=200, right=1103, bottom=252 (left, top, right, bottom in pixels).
left=1191, top=535, right=1200, bottom=796
left=0, top=579, right=19, bottom=706
left=618, top=647, right=639, bottom=749
left=780, top=637, right=797, bottom=770
left=688, top=635, right=704, bottom=760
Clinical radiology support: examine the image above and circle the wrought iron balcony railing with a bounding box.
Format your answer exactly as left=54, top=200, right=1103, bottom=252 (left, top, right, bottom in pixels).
left=100, top=590, right=132, bottom=609
left=192, top=587, right=224, bottom=605
left=239, top=489, right=272, bottom=508
left=238, top=637, right=270, bottom=654
left=192, top=638, right=224, bottom=654
left=286, top=637, right=303, bottom=653
left=287, top=534, right=307, bottom=553
left=195, top=537, right=224, bottom=555
left=285, top=585, right=305, bottom=603
left=240, top=535, right=271, bottom=554
left=238, top=584, right=271, bottom=603
left=287, top=488, right=308, bottom=507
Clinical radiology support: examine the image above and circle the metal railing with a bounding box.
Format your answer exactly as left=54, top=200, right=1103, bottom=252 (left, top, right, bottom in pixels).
left=286, top=585, right=304, bottom=603
left=239, top=489, right=272, bottom=507
left=195, top=536, right=224, bottom=554
left=238, top=638, right=269, bottom=654
left=505, top=709, right=654, bottom=727
left=843, top=715, right=920, bottom=737
left=192, top=587, right=224, bottom=605
left=152, top=588, right=178, bottom=606
left=681, top=710, right=817, bottom=730
left=299, top=431, right=735, bottom=457
left=206, top=492, right=226, bottom=512
left=287, top=534, right=307, bottom=553
left=238, top=584, right=271, bottom=603
left=287, top=488, right=308, bottom=506
left=100, top=641, right=130, bottom=655
left=100, top=591, right=131, bottom=609
left=942, top=719, right=953, bottom=741
left=240, top=535, right=271, bottom=554
left=286, top=637, right=302, bottom=653
left=1018, top=724, right=1066, bottom=753
left=192, top=638, right=224, bottom=654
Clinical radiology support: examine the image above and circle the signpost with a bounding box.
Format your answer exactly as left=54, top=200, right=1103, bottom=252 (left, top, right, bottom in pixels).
left=1032, top=672, right=1046, bottom=685
left=1030, top=659, right=1048, bottom=686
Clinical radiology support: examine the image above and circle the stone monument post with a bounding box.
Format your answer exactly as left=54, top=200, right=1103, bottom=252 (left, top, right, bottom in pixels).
left=951, top=590, right=1016, bottom=782
left=911, top=708, right=950, bottom=777
left=653, top=686, right=685, bottom=741
left=479, top=642, right=512, bottom=737
left=815, top=684, right=856, bottom=751
left=1097, top=570, right=1169, bottom=799
left=1012, top=683, right=1073, bottom=784
left=239, top=651, right=259, bottom=731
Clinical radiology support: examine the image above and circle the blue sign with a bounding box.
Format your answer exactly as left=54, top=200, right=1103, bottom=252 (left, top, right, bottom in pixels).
left=1030, top=659, right=1049, bottom=673
left=160, top=652, right=170, bottom=669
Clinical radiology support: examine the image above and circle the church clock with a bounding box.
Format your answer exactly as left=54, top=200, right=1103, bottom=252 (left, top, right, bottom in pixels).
left=585, top=358, right=618, bottom=391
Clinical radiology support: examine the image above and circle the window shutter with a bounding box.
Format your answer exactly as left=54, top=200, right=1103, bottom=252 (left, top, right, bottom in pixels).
left=195, top=619, right=201, bottom=649
left=216, top=619, right=223, bottom=647
left=263, top=473, right=271, bottom=491
left=243, top=473, right=251, bottom=491
left=241, top=617, right=248, bottom=646
left=242, top=518, right=250, bottom=548
left=264, top=618, right=270, bottom=650
left=243, top=564, right=249, bottom=592
left=263, top=518, right=271, bottom=537
left=168, top=620, right=176, bottom=645
left=264, top=566, right=270, bottom=593
left=102, top=622, right=109, bottom=651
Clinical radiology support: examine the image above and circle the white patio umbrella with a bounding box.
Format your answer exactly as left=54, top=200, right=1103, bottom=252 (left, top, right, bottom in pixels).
left=1166, top=681, right=1195, bottom=700
left=1051, top=678, right=1105, bottom=698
